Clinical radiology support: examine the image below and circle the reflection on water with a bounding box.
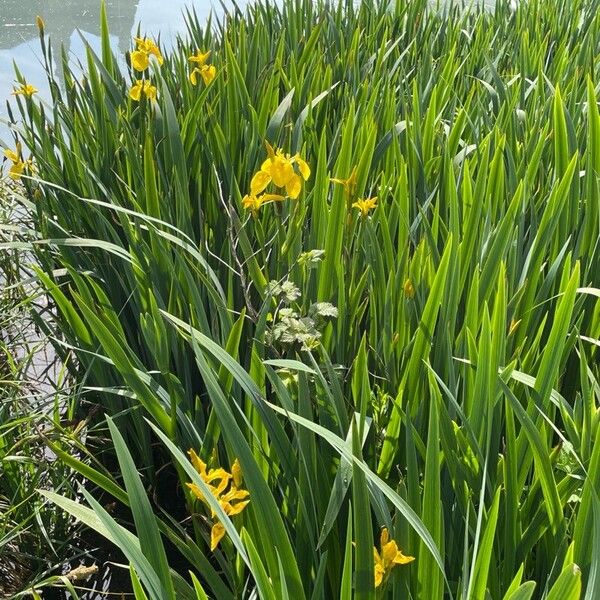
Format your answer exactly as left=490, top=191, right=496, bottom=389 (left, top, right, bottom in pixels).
left=0, top=0, right=254, bottom=144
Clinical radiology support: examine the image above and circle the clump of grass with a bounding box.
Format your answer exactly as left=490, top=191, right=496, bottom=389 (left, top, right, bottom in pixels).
left=3, top=0, right=600, bottom=598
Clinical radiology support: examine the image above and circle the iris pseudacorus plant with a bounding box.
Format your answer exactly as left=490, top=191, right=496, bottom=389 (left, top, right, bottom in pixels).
left=3, top=146, right=35, bottom=180
left=129, top=80, right=157, bottom=102
left=12, top=83, right=38, bottom=97
left=131, top=37, right=164, bottom=71
left=247, top=141, right=311, bottom=203
left=373, top=528, right=414, bottom=588
left=189, top=50, right=217, bottom=86
left=186, top=450, right=250, bottom=551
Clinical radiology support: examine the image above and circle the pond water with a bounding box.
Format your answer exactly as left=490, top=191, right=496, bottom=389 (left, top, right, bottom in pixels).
left=0, top=0, right=257, bottom=145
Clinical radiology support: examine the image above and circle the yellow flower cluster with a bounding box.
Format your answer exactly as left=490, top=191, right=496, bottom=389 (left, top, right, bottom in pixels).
left=243, top=141, right=310, bottom=213
left=3, top=145, right=35, bottom=180
left=188, top=50, right=217, bottom=86
left=186, top=450, right=250, bottom=551
left=12, top=83, right=38, bottom=97
left=373, top=528, right=414, bottom=588
left=129, top=38, right=162, bottom=102
left=331, top=165, right=377, bottom=217
left=131, top=37, right=164, bottom=72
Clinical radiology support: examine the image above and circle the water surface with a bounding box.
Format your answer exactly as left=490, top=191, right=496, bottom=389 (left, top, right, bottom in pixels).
left=0, top=0, right=255, bottom=144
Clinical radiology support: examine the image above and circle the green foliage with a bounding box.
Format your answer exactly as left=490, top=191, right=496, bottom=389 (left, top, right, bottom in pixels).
left=0, top=184, right=82, bottom=597
left=3, top=0, right=600, bottom=598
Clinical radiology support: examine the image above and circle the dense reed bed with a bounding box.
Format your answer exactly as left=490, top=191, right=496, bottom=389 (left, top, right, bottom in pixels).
left=2, top=0, right=600, bottom=597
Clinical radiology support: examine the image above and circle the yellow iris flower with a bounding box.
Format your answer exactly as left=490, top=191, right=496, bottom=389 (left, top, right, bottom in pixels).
left=129, top=80, right=157, bottom=102
left=189, top=50, right=211, bottom=66
left=189, top=50, right=216, bottom=86
left=373, top=528, right=415, bottom=588
left=3, top=147, right=35, bottom=180
left=250, top=142, right=311, bottom=200
left=331, top=165, right=358, bottom=196
left=131, top=49, right=150, bottom=71
left=186, top=451, right=250, bottom=551
left=242, top=192, right=285, bottom=214
left=352, top=196, right=377, bottom=218
left=133, top=37, right=164, bottom=68
left=190, top=65, right=217, bottom=86
left=12, top=83, right=38, bottom=97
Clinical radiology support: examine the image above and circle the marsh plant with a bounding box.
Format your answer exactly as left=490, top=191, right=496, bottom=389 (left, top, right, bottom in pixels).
left=2, top=0, right=600, bottom=598
left=0, top=183, right=87, bottom=597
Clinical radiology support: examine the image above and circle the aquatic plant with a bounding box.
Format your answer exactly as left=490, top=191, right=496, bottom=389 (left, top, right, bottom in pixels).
left=3, top=0, right=600, bottom=598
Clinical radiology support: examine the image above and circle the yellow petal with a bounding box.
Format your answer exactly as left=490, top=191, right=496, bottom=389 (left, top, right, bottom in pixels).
left=346, top=166, right=358, bottom=191
left=331, top=166, right=357, bottom=195
left=295, top=155, right=311, bottom=180
left=380, top=528, right=390, bottom=547
left=242, top=194, right=262, bottom=212
left=151, top=48, right=164, bottom=65
left=189, top=68, right=199, bottom=86
left=374, top=563, right=385, bottom=588
left=267, top=157, right=295, bottom=188
left=186, top=482, right=205, bottom=501
left=12, top=84, right=38, bottom=97
left=373, top=547, right=383, bottom=567
left=231, top=459, right=243, bottom=488
left=382, top=540, right=400, bottom=566
left=204, top=467, right=229, bottom=483
left=392, top=552, right=415, bottom=565
left=9, top=162, right=25, bottom=180
left=205, top=468, right=231, bottom=496
left=189, top=50, right=211, bottom=65
left=136, top=38, right=150, bottom=51
left=134, top=39, right=163, bottom=65
left=131, top=50, right=149, bottom=71
left=3, top=149, right=20, bottom=163
left=225, top=499, right=249, bottom=516
left=200, top=65, right=216, bottom=85
left=264, top=140, right=276, bottom=159
left=261, top=193, right=285, bottom=203
left=145, top=84, right=157, bottom=102
left=250, top=171, right=271, bottom=195
left=187, top=449, right=207, bottom=476
left=285, top=173, right=302, bottom=199
left=222, top=488, right=250, bottom=503
left=210, top=522, right=226, bottom=551
left=129, top=83, right=142, bottom=101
